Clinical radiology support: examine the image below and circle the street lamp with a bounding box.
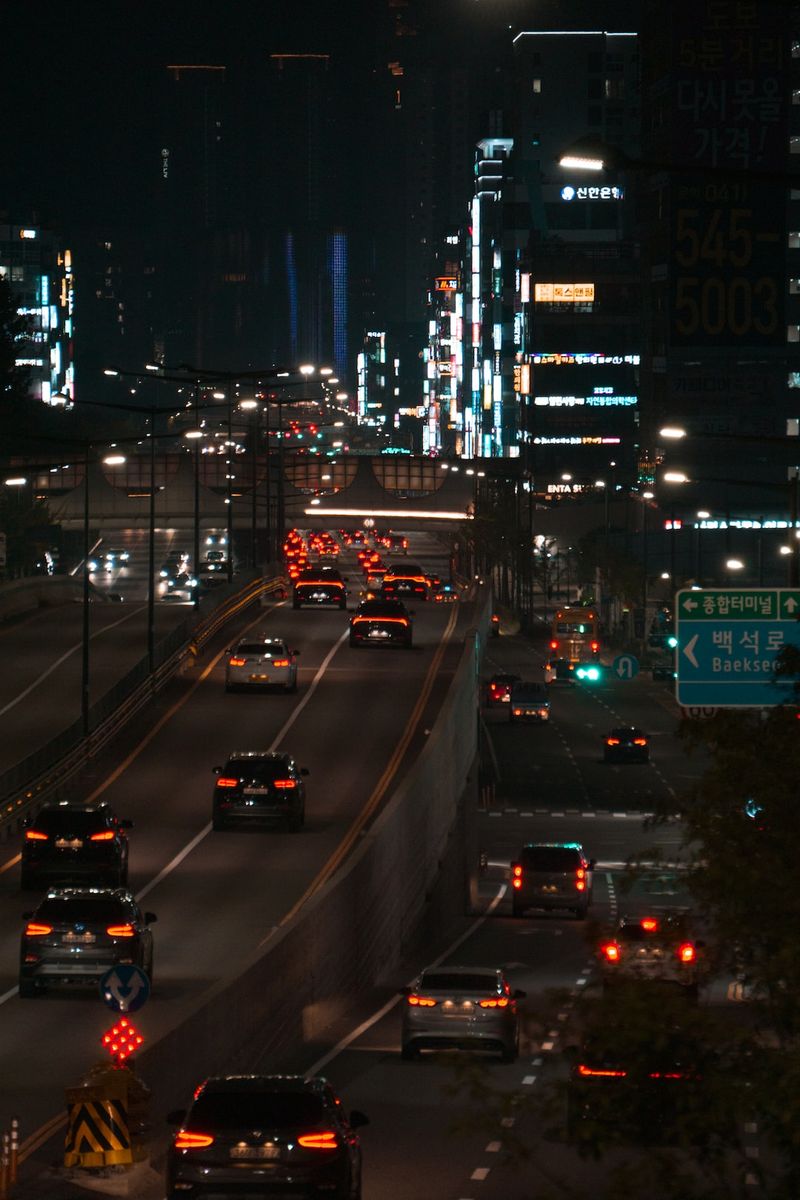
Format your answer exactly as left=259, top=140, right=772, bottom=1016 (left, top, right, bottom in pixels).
left=557, top=137, right=800, bottom=187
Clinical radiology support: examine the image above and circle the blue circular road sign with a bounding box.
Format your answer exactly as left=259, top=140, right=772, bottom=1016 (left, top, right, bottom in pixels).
left=99, top=964, right=150, bottom=1013
left=612, top=653, right=639, bottom=681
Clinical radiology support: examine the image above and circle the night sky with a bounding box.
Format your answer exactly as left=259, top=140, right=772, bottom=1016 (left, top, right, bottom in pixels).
left=0, top=0, right=642, bottom=233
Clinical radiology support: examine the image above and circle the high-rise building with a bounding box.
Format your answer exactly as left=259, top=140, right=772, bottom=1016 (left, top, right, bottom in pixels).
left=0, top=222, right=75, bottom=407
left=639, top=0, right=796, bottom=515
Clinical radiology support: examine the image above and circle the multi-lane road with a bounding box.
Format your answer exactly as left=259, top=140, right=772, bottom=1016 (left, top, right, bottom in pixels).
left=3, top=534, right=732, bottom=1199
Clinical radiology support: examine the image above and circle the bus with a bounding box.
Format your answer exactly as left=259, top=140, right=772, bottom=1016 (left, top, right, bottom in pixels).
left=549, top=607, right=600, bottom=663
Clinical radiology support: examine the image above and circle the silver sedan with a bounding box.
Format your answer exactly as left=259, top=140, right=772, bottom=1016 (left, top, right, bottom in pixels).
left=400, top=966, right=524, bottom=1062
left=225, top=637, right=299, bottom=693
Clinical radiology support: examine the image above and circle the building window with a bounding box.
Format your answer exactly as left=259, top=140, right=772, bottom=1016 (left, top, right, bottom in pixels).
left=789, top=372, right=800, bottom=387
left=605, top=78, right=625, bottom=99
left=532, top=78, right=542, bottom=93
left=791, top=279, right=800, bottom=294
left=790, top=232, right=800, bottom=248
left=788, top=325, right=800, bottom=342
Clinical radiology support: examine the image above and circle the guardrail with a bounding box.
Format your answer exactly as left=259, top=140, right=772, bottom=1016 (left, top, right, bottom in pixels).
left=0, top=571, right=287, bottom=839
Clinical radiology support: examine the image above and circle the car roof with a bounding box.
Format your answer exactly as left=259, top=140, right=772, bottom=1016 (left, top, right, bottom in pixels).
left=490, top=673, right=520, bottom=682
left=357, top=599, right=407, bottom=612
left=40, top=886, right=132, bottom=901
left=200, top=1074, right=321, bottom=1095
left=420, top=965, right=503, bottom=979
left=609, top=726, right=646, bottom=735
left=226, top=751, right=291, bottom=761
left=36, top=802, right=112, bottom=815
left=236, top=635, right=286, bottom=646
left=523, top=841, right=584, bottom=851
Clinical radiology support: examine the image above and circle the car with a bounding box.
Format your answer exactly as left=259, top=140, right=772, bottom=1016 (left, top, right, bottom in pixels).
left=21, top=802, right=133, bottom=890
left=566, top=1027, right=707, bottom=1145
left=387, top=533, right=409, bottom=555
left=102, top=547, right=131, bottom=568
left=160, top=553, right=188, bottom=580
left=433, top=582, right=458, bottom=603
left=19, top=887, right=156, bottom=997
left=599, top=911, right=707, bottom=996
left=485, top=673, right=521, bottom=707
left=292, top=566, right=347, bottom=609
left=400, top=966, right=525, bottom=1062
left=381, top=563, right=429, bottom=601
left=545, top=657, right=575, bottom=683
left=349, top=598, right=413, bottom=648
left=362, top=569, right=388, bottom=600
left=603, top=726, right=650, bottom=763
left=166, top=1074, right=368, bottom=1200
left=509, top=681, right=551, bottom=723
left=225, top=636, right=299, bottom=693
left=167, top=571, right=198, bottom=593
left=212, top=751, right=309, bottom=831
left=652, top=656, right=676, bottom=681
left=510, top=842, right=595, bottom=919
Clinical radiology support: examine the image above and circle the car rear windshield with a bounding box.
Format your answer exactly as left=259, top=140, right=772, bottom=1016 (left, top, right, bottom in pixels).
left=236, top=643, right=286, bottom=656
left=34, top=810, right=112, bottom=834
left=226, top=759, right=291, bottom=782
left=187, top=1092, right=324, bottom=1130
left=521, top=846, right=582, bottom=870
left=419, top=972, right=499, bottom=993
left=512, top=685, right=549, bottom=701
left=35, top=897, right=130, bottom=924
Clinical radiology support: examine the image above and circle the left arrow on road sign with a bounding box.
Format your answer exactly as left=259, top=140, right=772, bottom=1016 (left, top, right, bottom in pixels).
left=683, top=634, right=699, bottom=669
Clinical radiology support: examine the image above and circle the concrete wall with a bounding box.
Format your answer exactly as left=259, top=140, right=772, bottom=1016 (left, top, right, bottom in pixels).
left=0, top=576, right=109, bottom=623
left=137, top=591, right=490, bottom=1112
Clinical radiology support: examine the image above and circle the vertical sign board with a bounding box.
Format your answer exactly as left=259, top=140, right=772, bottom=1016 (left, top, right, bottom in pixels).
left=675, top=588, right=800, bottom=707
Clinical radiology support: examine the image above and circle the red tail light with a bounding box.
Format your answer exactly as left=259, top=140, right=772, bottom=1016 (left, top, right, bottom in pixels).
left=273, top=779, right=297, bottom=789
left=25, top=923, right=53, bottom=936
left=90, top=830, right=116, bottom=842
left=106, top=924, right=135, bottom=938
left=25, top=830, right=48, bottom=841
left=606, top=737, right=620, bottom=746
left=407, top=994, right=437, bottom=1007
left=641, top=917, right=659, bottom=932
left=216, top=777, right=238, bottom=788
left=174, top=1131, right=214, bottom=1150
left=633, top=738, right=648, bottom=746
left=577, top=1064, right=626, bottom=1078
left=602, top=942, right=621, bottom=962
left=549, top=640, right=558, bottom=650
left=228, top=657, right=247, bottom=667
left=511, top=863, right=522, bottom=890
left=576, top=868, right=586, bottom=880
left=298, top=1131, right=339, bottom=1150
left=678, top=943, right=696, bottom=963
left=272, top=659, right=290, bottom=667
left=590, top=641, right=599, bottom=653
left=479, top=997, right=510, bottom=1008
left=576, top=879, right=586, bottom=891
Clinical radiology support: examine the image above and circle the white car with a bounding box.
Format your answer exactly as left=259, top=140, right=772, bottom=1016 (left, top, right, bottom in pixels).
left=225, top=636, right=299, bottom=693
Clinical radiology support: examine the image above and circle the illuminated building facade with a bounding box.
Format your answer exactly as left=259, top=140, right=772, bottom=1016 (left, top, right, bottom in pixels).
left=425, top=27, right=642, bottom=475
left=0, top=223, right=74, bottom=407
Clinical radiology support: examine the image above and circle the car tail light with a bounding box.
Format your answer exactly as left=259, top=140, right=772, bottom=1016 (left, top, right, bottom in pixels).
left=298, top=1131, right=339, bottom=1150
left=641, top=917, right=659, bottom=932
left=576, top=868, right=586, bottom=880
left=25, top=923, right=53, bottom=936
left=174, top=1131, right=214, bottom=1150
left=407, top=994, right=437, bottom=1007
left=272, top=659, right=290, bottom=667
left=273, top=779, right=297, bottom=789
left=633, top=738, right=648, bottom=746
left=577, top=1065, right=626, bottom=1078
left=602, top=942, right=621, bottom=962
left=511, top=863, right=522, bottom=890
left=549, top=640, right=558, bottom=650
left=106, top=924, right=135, bottom=938
left=24, top=830, right=48, bottom=841
left=216, top=777, right=238, bottom=788
left=606, top=737, right=620, bottom=746
left=678, top=943, right=696, bottom=963
left=513, top=708, right=522, bottom=716
left=590, top=641, right=599, bottom=653
left=228, top=657, right=247, bottom=667
left=479, top=997, right=510, bottom=1008
left=90, top=831, right=116, bottom=842
left=576, top=879, right=586, bottom=891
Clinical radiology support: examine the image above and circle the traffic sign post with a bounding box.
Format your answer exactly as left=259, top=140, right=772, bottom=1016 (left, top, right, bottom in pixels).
left=99, top=965, right=150, bottom=1013
left=676, top=588, right=800, bottom=707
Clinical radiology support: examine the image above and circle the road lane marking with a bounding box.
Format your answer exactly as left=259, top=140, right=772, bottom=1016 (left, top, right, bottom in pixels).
left=0, top=853, right=21, bottom=874
left=276, top=603, right=460, bottom=928
left=0, top=605, right=147, bottom=717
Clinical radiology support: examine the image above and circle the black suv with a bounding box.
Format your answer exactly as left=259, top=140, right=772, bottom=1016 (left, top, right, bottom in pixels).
left=19, top=887, right=156, bottom=997
left=212, top=752, right=309, bottom=831
left=349, top=599, right=413, bottom=648
left=167, top=1074, right=368, bottom=1200
left=21, top=803, right=132, bottom=891
left=510, top=842, right=595, bottom=919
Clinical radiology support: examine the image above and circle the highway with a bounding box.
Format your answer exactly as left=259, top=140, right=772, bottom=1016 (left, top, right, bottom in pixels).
left=6, top=539, right=735, bottom=1199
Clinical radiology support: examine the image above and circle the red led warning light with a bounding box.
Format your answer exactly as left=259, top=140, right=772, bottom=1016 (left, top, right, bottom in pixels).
left=101, top=1016, right=144, bottom=1064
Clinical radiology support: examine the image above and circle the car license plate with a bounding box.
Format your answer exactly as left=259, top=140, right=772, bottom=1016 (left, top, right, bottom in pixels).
left=541, top=884, right=558, bottom=893
left=311, top=591, right=326, bottom=601
left=229, top=1146, right=280, bottom=1160
left=62, top=932, right=95, bottom=944
left=55, top=838, right=83, bottom=850
left=249, top=674, right=270, bottom=682
left=369, top=629, right=389, bottom=638
left=243, top=787, right=270, bottom=795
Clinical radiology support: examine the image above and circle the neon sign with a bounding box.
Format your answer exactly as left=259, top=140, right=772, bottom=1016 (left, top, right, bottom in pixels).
left=534, top=283, right=595, bottom=303
left=561, top=185, right=624, bottom=201
left=531, top=353, right=640, bottom=366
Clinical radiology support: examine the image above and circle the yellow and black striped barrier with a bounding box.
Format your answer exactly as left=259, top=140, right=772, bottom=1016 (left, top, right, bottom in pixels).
left=64, top=1079, right=131, bottom=1169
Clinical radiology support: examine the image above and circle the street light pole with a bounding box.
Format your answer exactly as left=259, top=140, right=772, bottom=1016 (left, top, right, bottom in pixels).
left=147, top=404, right=156, bottom=675
left=81, top=442, right=91, bottom=737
